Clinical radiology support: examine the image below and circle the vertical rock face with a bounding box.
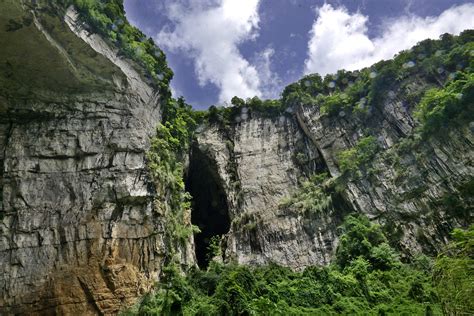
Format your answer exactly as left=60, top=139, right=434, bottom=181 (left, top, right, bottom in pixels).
left=194, top=75, right=472, bottom=270
left=0, top=3, right=167, bottom=314
left=193, top=113, right=344, bottom=269
left=1, top=1, right=472, bottom=313
left=296, top=83, right=473, bottom=255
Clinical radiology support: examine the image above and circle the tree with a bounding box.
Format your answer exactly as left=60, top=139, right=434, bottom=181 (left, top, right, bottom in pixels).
left=335, top=215, right=399, bottom=270
left=231, top=96, right=245, bottom=107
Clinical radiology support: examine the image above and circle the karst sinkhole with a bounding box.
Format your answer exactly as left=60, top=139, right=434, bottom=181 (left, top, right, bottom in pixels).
left=185, top=144, right=231, bottom=269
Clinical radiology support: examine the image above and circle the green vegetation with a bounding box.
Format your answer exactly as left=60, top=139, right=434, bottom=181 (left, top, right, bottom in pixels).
left=281, top=30, right=473, bottom=119
left=205, top=96, right=285, bottom=128
left=376, top=62, right=473, bottom=185
left=147, top=97, right=201, bottom=258
left=123, top=214, right=443, bottom=315
left=193, top=31, right=473, bottom=134
left=336, top=215, right=400, bottom=270
left=337, top=136, right=379, bottom=174
left=280, top=173, right=332, bottom=216
left=282, top=70, right=372, bottom=117
left=434, top=225, right=474, bottom=315
left=206, top=235, right=223, bottom=262
left=58, top=0, right=173, bottom=94
left=415, top=71, right=474, bottom=137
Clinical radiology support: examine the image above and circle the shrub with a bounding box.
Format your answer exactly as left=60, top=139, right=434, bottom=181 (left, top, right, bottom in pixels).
left=335, top=214, right=400, bottom=270
left=125, top=215, right=442, bottom=315
left=280, top=173, right=332, bottom=216
left=434, top=225, right=474, bottom=315
left=337, top=136, right=379, bottom=173
left=415, top=72, right=474, bottom=137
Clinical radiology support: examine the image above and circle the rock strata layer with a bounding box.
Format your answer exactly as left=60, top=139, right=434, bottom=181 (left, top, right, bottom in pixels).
left=0, top=3, right=167, bottom=314
left=194, top=79, right=472, bottom=270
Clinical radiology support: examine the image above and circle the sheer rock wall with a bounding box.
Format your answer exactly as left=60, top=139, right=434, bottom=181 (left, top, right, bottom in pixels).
left=195, top=80, right=472, bottom=270
left=0, top=3, right=168, bottom=314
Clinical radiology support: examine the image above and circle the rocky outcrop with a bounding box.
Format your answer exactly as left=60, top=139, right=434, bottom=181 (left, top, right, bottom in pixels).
left=1, top=1, right=472, bottom=313
left=192, top=113, right=346, bottom=269
left=193, top=77, right=473, bottom=270
left=0, top=2, right=169, bottom=314
left=296, top=83, right=473, bottom=256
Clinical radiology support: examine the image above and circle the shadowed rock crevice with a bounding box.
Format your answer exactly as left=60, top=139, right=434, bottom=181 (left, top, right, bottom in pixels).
left=186, top=144, right=230, bottom=268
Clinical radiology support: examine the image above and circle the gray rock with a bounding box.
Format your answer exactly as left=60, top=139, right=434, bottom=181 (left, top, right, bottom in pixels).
left=0, top=4, right=170, bottom=315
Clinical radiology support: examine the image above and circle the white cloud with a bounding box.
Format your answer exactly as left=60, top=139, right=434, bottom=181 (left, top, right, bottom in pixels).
left=305, top=3, right=474, bottom=76
left=253, top=48, right=282, bottom=99
left=156, top=0, right=265, bottom=103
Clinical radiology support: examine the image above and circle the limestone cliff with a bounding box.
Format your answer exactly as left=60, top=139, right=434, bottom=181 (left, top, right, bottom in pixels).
left=190, top=33, right=473, bottom=270
left=191, top=114, right=336, bottom=269
left=1, top=1, right=472, bottom=314
left=0, top=2, right=171, bottom=314
left=193, top=101, right=471, bottom=270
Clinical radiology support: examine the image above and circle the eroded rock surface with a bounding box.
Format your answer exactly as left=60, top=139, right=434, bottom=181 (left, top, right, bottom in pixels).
left=1, top=1, right=472, bottom=314
left=194, top=78, right=472, bottom=270
left=0, top=3, right=168, bottom=314
left=193, top=113, right=342, bottom=269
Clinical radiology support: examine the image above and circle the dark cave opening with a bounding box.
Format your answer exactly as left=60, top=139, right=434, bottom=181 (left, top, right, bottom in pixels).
left=186, top=144, right=230, bottom=269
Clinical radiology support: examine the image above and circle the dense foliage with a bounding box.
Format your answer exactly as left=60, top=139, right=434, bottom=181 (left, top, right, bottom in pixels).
left=205, top=96, right=285, bottom=128
left=147, top=97, right=202, bottom=260
left=281, top=30, right=473, bottom=119
left=337, top=136, right=379, bottom=174
left=58, top=0, right=173, bottom=94
left=201, top=30, right=473, bottom=142
left=415, top=71, right=474, bottom=137
left=123, top=215, right=443, bottom=315
left=434, top=225, right=474, bottom=315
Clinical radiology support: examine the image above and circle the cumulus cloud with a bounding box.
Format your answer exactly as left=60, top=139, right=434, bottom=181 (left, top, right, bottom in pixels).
left=156, top=0, right=265, bottom=103
left=253, top=48, right=282, bottom=99
left=305, top=3, right=474, bottom=75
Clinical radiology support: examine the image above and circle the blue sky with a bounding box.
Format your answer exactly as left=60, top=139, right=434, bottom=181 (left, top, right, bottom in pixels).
left=124, top=0, right=474, bottom=109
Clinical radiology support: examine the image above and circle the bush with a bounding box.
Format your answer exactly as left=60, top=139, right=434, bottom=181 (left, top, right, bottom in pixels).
left=415, top=72, right=474, bottom=137
left=335, top=214, right=400, bottom=270
left=434, top=225, right=474, bottom=315
left=337, top=136, right=379, bottom=173
left=280, top=173, right=332, bottom=216
left=125, top=215, right=441, bottom=315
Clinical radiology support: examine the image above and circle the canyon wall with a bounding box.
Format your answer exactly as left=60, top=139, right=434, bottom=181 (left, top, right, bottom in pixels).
left=1, top=1, right=472, bottom=314
left=193, top=74, right=472, bottom=270
left=0, top=3, right=171, bottom=314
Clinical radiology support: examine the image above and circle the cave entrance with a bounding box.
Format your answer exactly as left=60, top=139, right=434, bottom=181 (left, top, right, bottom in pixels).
left=186, top=144, right=230, bottom=269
